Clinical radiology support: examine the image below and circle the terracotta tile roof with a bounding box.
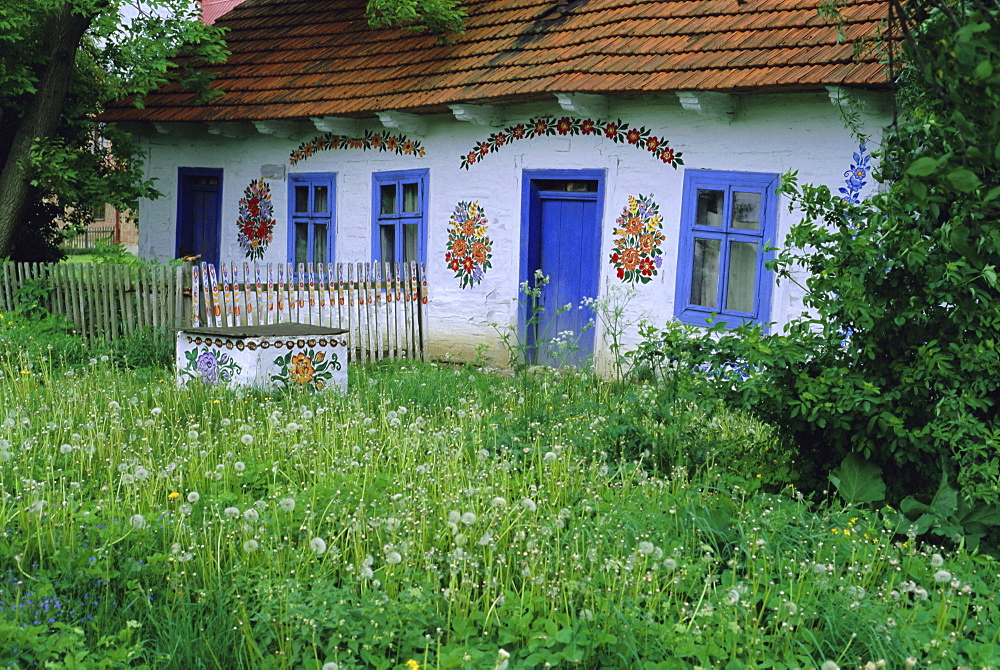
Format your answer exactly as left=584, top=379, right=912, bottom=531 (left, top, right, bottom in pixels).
left=102, top=0, right=890, bottom=123
left=200, top=0, right=248, bottom=25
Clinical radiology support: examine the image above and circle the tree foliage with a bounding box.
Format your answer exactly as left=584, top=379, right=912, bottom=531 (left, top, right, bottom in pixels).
left=0, top=0, right=227, bottom=260
left=633, top=0, right=1000, bottom=507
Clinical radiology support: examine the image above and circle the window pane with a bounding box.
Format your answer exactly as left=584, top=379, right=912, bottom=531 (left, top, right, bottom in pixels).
left=690, top=237, right=720, bottom=308
left=295, top=186, right=309, bottom=214
left=313, top=185, right=328, bottom=214
left=402, top=182, right=419, bottom=213
left=314, top=223, right=327, bottom=264
left=696, top=190, right=724, bottom=228
left=731, top=192, right=761, bottom=231
left=403, top=224, right=418, bottom=262
left=726, top=241, right=758, bottom=312
left=380, top=184, right=396, bottom=216
left=380, top=224, right=396, bottom=264
left=295, top=222, right=309, bottom=265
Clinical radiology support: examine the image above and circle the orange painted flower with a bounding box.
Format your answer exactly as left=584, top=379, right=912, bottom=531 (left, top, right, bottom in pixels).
left=452, top=238, right=468, bottom=257
left=471, top=241, right=488, bottom=264
left=288, top=353, right=315, bottom=386
left=625, top=217, right=644, bottom=236
left=621, top=247, right=640, bottom=271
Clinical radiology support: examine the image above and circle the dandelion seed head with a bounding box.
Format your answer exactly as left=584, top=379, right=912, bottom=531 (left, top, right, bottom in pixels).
left=224, top=507, right=240, bottom=519
left=461, top=512, right=477, bottom=525
left=241, top=434, right=253, bottom=445
left=638, top=541, right=655, bottom=556
left=385, top=551, right=402, bottom=565
left=310, top=537, right=327, bottom=555
left=933, top=570, right=951, bottom=583
left=521, top=498, right=537, bottom=512
left=820, top=662, right=840, bottom=670
left=930, top=553, right=944, bottom=568
left=60, top=444, right=73, bottom=454
left=243, top=540, right=259, bottom=552
left=663, top=558, right=678, bottom=570
left=543, top=451, right=557, bottom=463
left=130, top=514, right=146, bottom=529
left=187, top=491, right=200, bottom=504
left=322, top=664, right=340, bottom=670
left=243, top=508, right=260, bottom=522
left=491, top=496, right=507, bottom=508
left=279, top=497, right=295, bottom=512
left=234, top=461, right=246, bottom=472
left=179, top=503, right=193, bottom=515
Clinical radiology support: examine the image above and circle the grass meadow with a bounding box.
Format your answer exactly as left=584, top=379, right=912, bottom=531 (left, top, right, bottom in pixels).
left=0, top=312, right=999, bottom=669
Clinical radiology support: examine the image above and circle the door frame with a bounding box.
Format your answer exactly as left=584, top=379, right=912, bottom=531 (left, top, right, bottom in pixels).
left=518, top=168, right=606, bottom=362
left=176, top=167, right=223, bottom=266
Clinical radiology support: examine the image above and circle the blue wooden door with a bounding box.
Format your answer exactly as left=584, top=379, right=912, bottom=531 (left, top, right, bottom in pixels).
left=523, top=177, right=601, bottom=367
left=176, top=169, right=222, bottom=266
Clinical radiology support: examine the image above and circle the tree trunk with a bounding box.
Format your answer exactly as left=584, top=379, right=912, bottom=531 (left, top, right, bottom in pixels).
left=0, top=4, right=94, bottom=259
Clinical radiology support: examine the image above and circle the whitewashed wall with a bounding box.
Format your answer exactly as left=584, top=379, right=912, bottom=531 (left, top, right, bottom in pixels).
left=131, top=92, right=890, bottom=370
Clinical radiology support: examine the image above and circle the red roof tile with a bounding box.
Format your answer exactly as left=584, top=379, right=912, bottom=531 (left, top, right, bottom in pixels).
left=102, top=0, right=890, bottom=122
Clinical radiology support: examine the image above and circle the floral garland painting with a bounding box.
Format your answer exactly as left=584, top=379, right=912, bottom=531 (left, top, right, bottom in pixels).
left=609, top=194, right=666, bottom=284
left=839, top=143, right=871, bottom=204
left=444, top=201, right=493, bottom=289
left=460, top=117, right=682, bottom=170
left=236, top=178, right=276, bottom=261
left=179, top=348, right=242, bottom=385
left=270, top=349, right=341, bottom=391
left=290, top=131, right=426, bottom=166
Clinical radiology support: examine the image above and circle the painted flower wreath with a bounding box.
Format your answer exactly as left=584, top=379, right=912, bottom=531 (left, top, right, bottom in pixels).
left=236, top=178, right=275, bottom=261
left=609, top=194, right=666, bottom=284
left=444, top=201, right=493, bottom=289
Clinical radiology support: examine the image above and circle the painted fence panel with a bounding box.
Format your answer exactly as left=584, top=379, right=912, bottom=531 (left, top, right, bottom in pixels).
left=192, top=262, right=427, bottom=362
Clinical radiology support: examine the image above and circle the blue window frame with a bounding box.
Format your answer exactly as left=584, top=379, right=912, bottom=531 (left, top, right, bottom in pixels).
left=371, top=168, right=428, bottom=264
left=288, top=173, right=335, bottom=265
left=674, top=170, right=779, bottom=328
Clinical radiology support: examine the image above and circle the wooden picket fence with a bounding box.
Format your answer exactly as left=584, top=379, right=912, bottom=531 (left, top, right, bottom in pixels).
left=0, top=261, right=186, bottom=341
left=192, top=261, right=428, bottom=363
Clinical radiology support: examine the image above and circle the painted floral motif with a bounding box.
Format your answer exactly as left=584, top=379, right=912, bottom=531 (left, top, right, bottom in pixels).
left=179, top=347, right=242, bottom=385
left=235, top=178, right=275, bottom=260
left=444, top=201, right=493, bottom=288
left=289, top=130, right=427, bottom=165
left=839, top=143, right=871, bottom=204
left=270, top=349, right=341, bottom=391
left=460, top=117, right=683, bottom=170
left=609, top=194, right=666, bottom=284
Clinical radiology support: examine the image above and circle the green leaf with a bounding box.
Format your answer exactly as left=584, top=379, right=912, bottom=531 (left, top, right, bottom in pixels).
left=829, top=452, right=885, bottom=504
left=906, top=156, right=940, bottom=176
left=946, top=168, right=982, bottom=192
left=974, top=61, right=993, bottom=80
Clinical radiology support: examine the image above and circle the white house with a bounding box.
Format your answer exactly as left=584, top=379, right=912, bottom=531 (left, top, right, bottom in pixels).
left=101, top=0, right=892, bottom=369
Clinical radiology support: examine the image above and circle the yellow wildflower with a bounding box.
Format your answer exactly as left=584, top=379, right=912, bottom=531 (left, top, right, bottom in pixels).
left=405, top=661, right=420, bottom=670
left=168, top=492, right=181, bottom=500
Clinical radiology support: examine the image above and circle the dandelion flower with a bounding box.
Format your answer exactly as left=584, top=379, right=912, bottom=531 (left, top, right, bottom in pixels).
left=310, top=537, right=327, bottom=555
left=405, top=660, right=420, bottom=670
left=279, top=497, right=295, bottom=512
left=638, top=541, right=655, bottom=556
left=930, top=553, right=944, bottom=568
left=521, top=498, right=537, bottom=512
left=187, top=491, right=200, bottom=504
left=130, top=514, right=146, bottom=529
left=933, top=570, right=951, bottom=583
left=168, top=491, right=180, bottom=500
left=241, top=434, right=254, bottom=445
left=243, top=540, right=259, bottom=552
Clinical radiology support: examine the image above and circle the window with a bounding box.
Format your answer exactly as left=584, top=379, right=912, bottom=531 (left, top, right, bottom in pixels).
left=372, top=169, right=428, bottom=264
left=288, top=173, right=335, bottom=265
left=674, top=170, right=779, bottom=328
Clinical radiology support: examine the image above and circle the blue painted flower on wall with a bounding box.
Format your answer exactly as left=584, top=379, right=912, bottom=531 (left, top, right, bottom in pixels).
left=839, top=143, right=871, bottom=204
